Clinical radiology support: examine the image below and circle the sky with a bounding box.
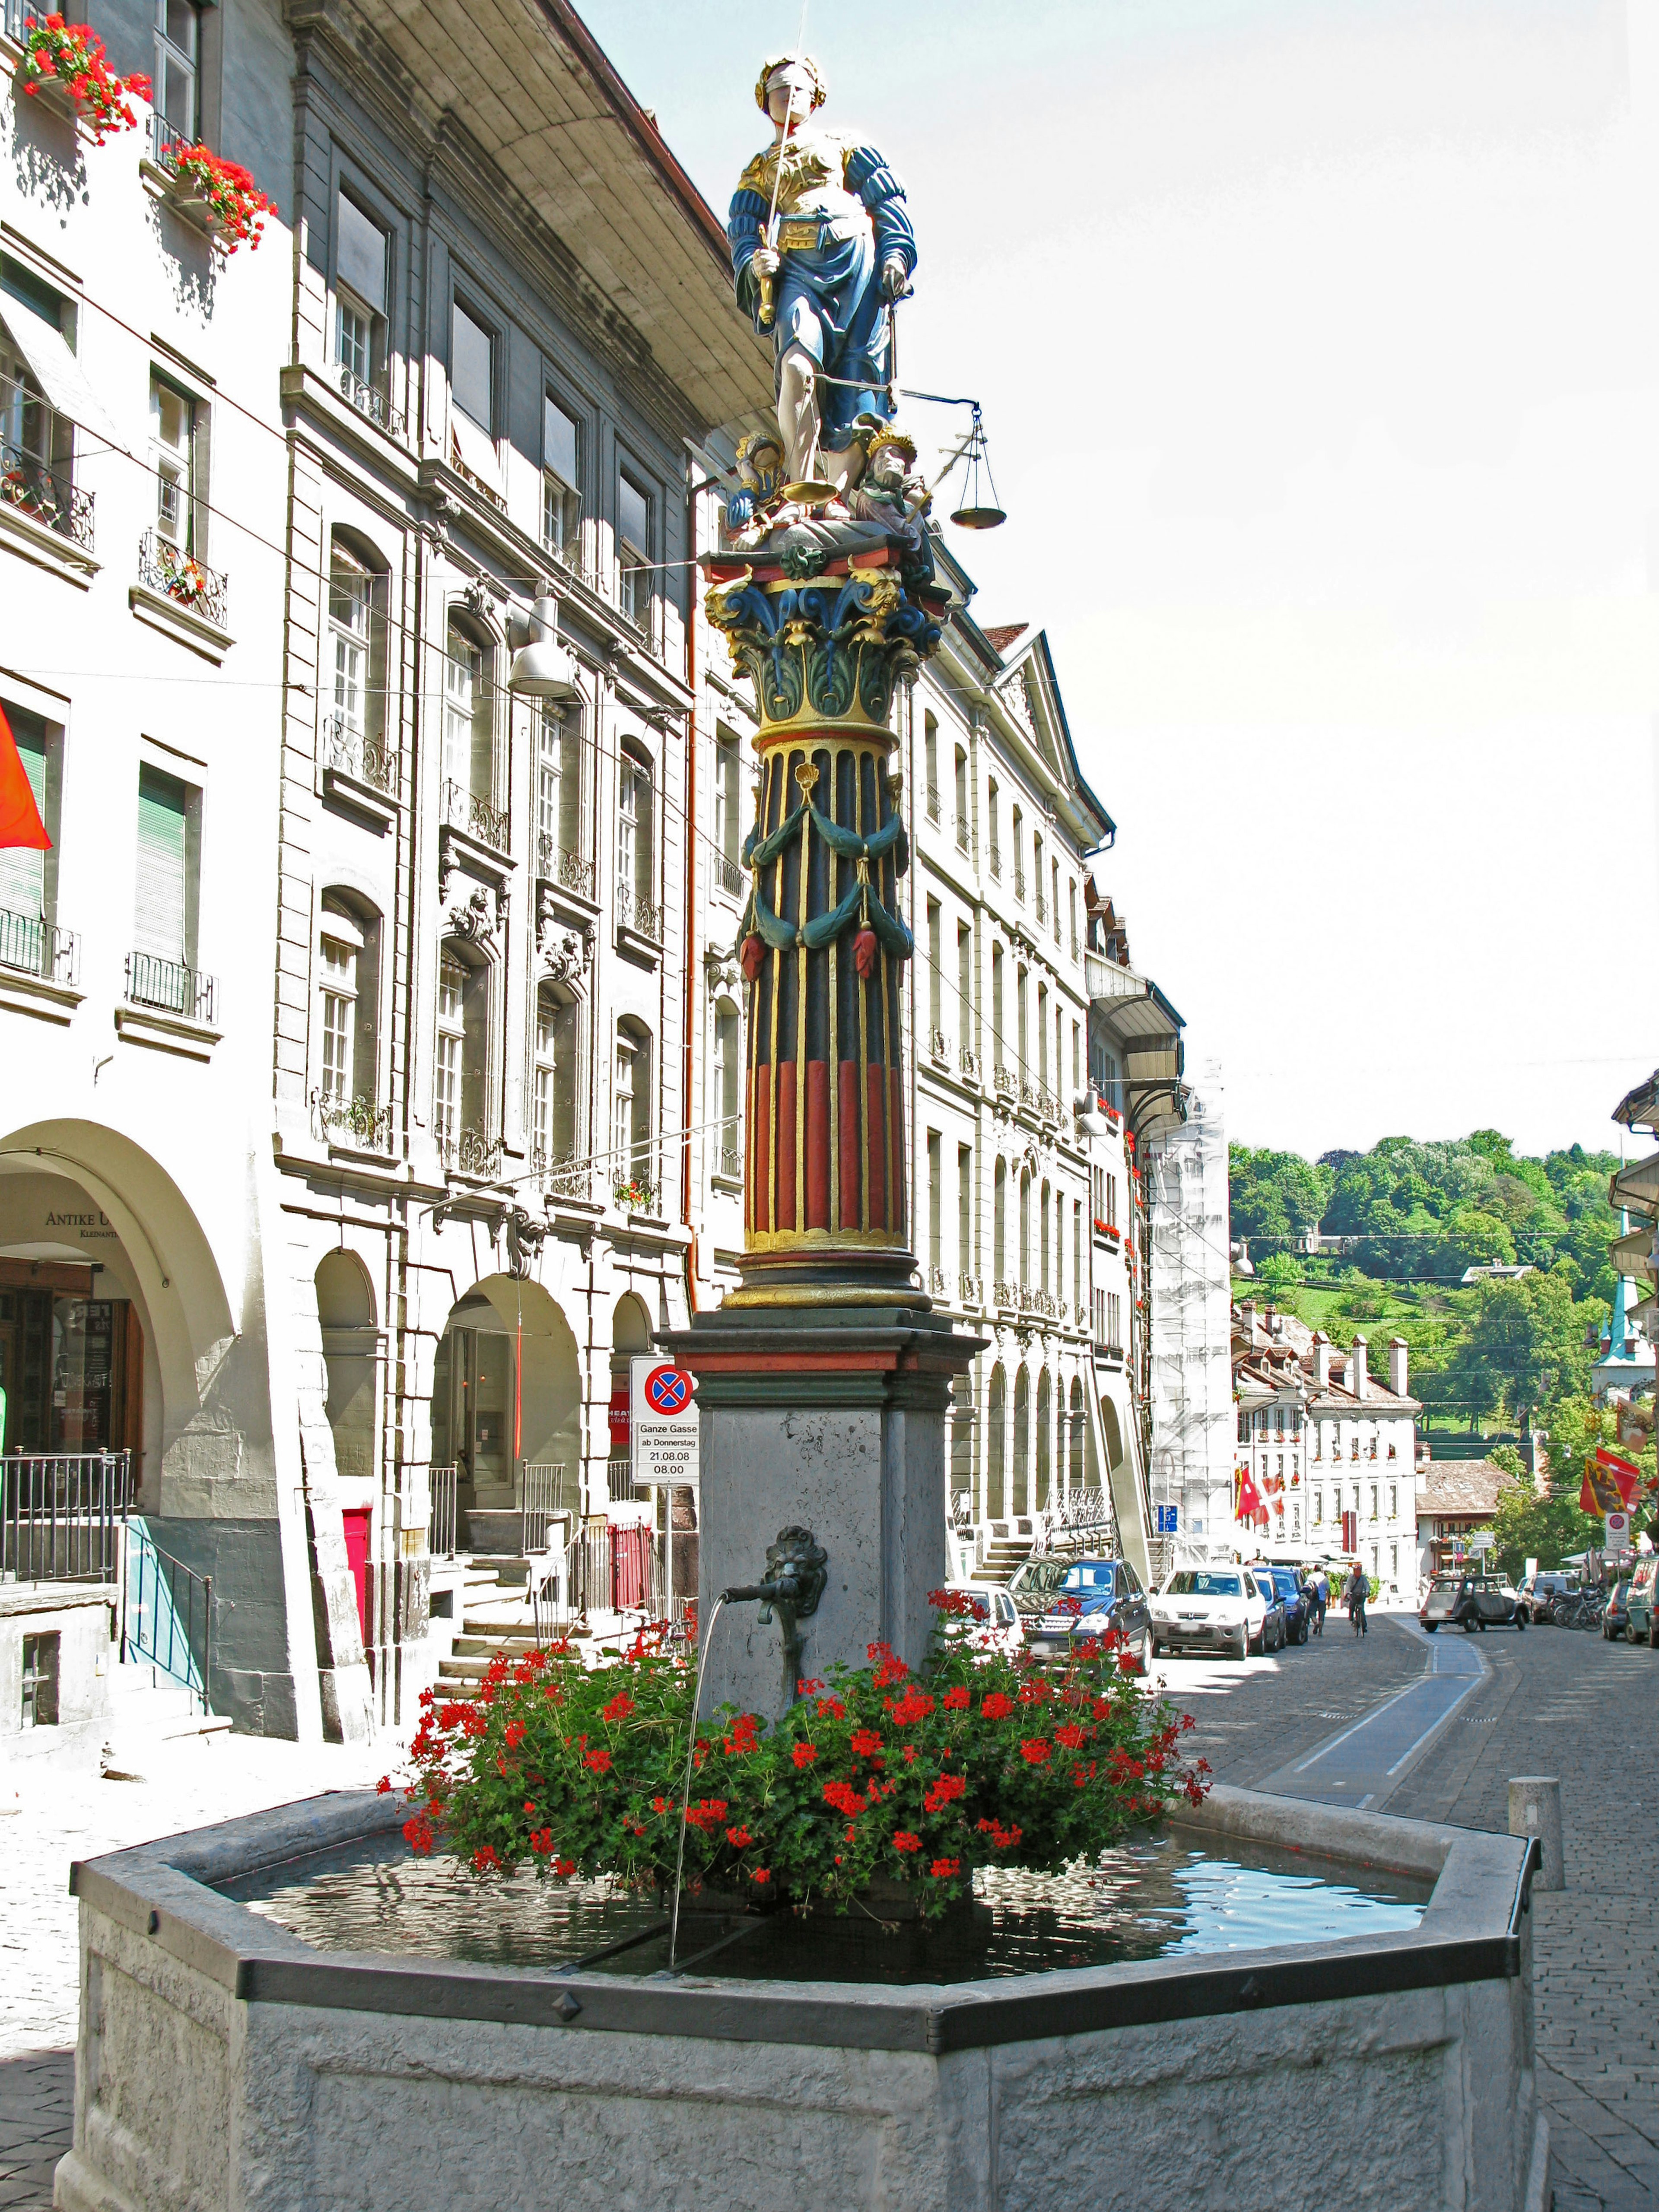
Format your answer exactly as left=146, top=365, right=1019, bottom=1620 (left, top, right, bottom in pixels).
left=579, top=0, right=1659, bottom=1165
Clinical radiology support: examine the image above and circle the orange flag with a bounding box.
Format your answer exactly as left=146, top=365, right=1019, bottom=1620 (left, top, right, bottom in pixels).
left=0, top=703, right=48, bottom=852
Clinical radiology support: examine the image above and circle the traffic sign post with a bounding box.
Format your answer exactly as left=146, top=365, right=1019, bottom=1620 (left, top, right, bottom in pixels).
left=630, top=1356, right=700, bottom=1491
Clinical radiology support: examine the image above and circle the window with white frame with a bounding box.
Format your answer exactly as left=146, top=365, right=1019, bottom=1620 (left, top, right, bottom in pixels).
left=532, top=984, right=578, bottom=1174
left=319, top=931, right=355, bottom=1104
left=150, top=374, right=197, bottom=549
left=442, top=620, right=491, bottom=804
left=713, top=1000, right=741, bottom=1179
left=152, top=0, right=200, bottom=152
left=536, top=705, right=583, bottom=877
left=542, top=390, right=581, bottom=565
left=714, top=731, right=743, bottom=878
left=334, top=192, right=388, bottom=397
left=616, top=749, right=655, bottom=934
left=958, top=1143, right=973, bottom=1275
left=617, top=470, right=651, bottom=627
left=613, top=1019, right=652, bottom=1200
left=435, top=952, right=464, bottom=1145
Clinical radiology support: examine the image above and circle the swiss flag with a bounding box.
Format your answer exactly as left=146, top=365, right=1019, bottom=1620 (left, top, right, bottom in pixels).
left=0, top=703, right=48, bottom=852
left=1237, top=1465, right=1264, bottom=1520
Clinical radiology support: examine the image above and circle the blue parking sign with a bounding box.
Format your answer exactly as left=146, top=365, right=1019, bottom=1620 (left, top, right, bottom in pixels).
left=1156, top=1505, right=1179, bottom=1535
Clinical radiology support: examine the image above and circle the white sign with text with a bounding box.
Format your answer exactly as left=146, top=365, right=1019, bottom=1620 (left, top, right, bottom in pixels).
left=629, top=1356, right=699, bottom=1489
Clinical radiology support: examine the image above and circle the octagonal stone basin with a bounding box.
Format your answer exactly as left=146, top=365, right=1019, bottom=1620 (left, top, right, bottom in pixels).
left=59, top=1785, right=1545, bottom=2212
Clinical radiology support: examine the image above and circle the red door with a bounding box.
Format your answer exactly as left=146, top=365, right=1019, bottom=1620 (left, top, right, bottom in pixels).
left=340, top=1507, right=371, bottom=1644
left=610, top=1522, right=647, bottom=1610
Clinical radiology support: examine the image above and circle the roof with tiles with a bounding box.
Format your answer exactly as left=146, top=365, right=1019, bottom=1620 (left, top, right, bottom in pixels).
left=1417, top=1460, right=1525, bottom=1520
left=1230, top=1304, right=1421, bottom=1414
left=980, top=622, right=1031, bottom=654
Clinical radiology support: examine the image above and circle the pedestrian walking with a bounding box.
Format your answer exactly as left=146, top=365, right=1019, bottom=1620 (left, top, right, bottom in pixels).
left=1345, top=1561, right=1368, bottom=1638
left=1310, top=1568, right=1327, bottom=1636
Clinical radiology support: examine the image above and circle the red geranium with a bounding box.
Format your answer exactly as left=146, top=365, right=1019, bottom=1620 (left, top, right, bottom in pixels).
left=17, top=17, right=149, bottom=142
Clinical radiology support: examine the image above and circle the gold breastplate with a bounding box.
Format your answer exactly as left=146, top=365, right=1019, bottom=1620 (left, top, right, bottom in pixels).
left=738, top=132, right=848, bottom=217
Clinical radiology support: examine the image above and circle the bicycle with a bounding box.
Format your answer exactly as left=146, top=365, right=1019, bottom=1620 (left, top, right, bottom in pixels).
left=1554, top=1590, right=1606, bottom=1632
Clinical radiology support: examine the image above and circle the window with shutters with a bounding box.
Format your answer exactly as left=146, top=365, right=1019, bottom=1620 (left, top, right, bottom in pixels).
left=0, top=264, right=76, bottom=535
left=334, top=192, right=389, bottom=408
left=0, top=703, right=62, bottom=981
left=617, top=468, right=652, bottom=630
left=542, top=389, right=582, bottom=566
left=130, top=762, right=205, bottom=1020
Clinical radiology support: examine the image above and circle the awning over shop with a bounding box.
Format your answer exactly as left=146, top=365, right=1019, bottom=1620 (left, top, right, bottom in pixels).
left=1088, top=965, right=1186, bottom=1142
left=1610, top=1156, right=1659, bottom=1221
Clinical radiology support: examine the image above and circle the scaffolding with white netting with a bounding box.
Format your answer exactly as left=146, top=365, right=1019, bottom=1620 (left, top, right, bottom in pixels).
left=1147, top=1063, right=1238, bottom=1567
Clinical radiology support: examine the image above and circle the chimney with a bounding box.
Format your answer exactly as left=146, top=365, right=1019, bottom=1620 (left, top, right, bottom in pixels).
left=1389, top=1336, right=1408, bottom=1397
left=1239, top=1301, right=1259, bottom=1342
left=1312, top=1331, right=1332, bottom=1389
left=1351, top=1334, right=1369, bottom=1400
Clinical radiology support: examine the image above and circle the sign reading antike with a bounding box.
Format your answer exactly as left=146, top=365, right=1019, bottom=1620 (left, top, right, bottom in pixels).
left=629, top=1356, right=699, bottom=1489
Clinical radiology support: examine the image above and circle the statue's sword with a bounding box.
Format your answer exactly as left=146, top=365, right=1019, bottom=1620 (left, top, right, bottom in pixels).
left=756, top=4, right=809, bottom=331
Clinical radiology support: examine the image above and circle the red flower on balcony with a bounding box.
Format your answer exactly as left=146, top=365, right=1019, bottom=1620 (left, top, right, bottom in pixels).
left=18, top=18, right=149, bottom=143
left=162, top=142, right=276, bottom=254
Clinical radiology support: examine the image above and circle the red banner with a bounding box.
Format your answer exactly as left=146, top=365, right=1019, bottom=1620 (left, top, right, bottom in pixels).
left=0, top=703, right=48, bottom=853
left=1594, top=1447, right=1641, bottom=1506
left=1236, top=1465, right=1263, bottom=1520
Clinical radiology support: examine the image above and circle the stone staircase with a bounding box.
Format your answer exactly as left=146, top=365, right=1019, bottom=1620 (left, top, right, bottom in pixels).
left=100, top=1656, right=232, bottom=1778
left=978, top=1535, right=1036, bottom=1585
left=433, top=1558, right=590, bottom=1702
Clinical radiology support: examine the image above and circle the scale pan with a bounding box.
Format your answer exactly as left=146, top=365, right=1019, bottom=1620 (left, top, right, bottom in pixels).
left=782, top=479, right=837, bottom=507
left=950, top=505, right=1007, bottom=531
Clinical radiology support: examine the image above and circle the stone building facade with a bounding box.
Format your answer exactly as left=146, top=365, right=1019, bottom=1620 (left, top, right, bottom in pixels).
left=0, top=0, right=772, bottom=1736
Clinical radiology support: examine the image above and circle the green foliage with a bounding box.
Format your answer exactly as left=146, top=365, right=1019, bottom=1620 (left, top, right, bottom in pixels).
left=1486, top=1444, right=1524, bottom=1479
left=1232, top=1129, right=1622, bottom=1439
left=1229, top=1146, right=1333, bottom=1257
left=1489, top=1484, right=1599, bottom=1583
left=398, top=1604, right=1206, bottom=1919
left=1255, top=1252, right=1306, bottom=1300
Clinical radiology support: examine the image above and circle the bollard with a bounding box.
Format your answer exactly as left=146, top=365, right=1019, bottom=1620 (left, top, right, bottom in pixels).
left=1508, top=1776, right=1564, bottom=1891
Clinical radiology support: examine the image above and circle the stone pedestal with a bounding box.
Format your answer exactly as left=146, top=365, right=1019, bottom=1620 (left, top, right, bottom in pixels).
left=663, top=1305, right=982, bottom=1719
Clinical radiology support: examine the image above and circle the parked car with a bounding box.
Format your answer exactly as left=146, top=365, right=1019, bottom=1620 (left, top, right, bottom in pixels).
left=1519, top=1570, right=1578, bottom=1625
left=1627, top=1558, right=1659, bottom=1648
left=1016, top=1555, right=1154, bottom=1670
left=1257, top=1565, right=1312, bottom=1645
left=1421, top=1573, right=1526, bottom=1632
left=1149, top=1565, right=1277, bottom=1661
left=940, top=1580, right=1025, bottom=1660
left=1602, top=1577, right=1633, bottom=1642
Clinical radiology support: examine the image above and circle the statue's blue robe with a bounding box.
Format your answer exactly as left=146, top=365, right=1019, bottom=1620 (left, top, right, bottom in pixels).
left=729, top=148, right=916, bottom=453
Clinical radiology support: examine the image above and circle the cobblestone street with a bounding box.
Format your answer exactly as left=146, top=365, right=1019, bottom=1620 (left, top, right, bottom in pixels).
left=3, top=1621, right=1655, bottom=2209
left=1170, top=1611, right=1659, bottom=2212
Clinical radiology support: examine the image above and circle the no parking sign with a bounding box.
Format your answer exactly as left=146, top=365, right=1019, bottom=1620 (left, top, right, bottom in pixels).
left=630, top=1357, right=700, bottom=1488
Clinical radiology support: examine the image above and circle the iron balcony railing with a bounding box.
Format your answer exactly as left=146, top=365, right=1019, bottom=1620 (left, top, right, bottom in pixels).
left=438, top=1125, right=503, bottom=1181
left=311, top=1091, right=397, bottom=1154
left=121, top=1521, right=212, bottom=1715
left=955, top=818, right=970, bottom=855
left=714, top=1145, right=742, bottom=1183
left=336, top=362, right=405, bottom=439
left=1035, top=889, right=1047, bottom=926
left=442, top=779, right=509, bottom=854
left=521, top=1461, right=574, bottom=1557
left=607, top=1456, right=641, bottom=1505
left=429, top=1465, right=458, bottom=1561
left=616, top=882, right=661, bottom=942
left=3, top=0, right=28, bottom=37
left=322, top=712, right=397, bottom=797
left=137, top=527, right=229, bottom=629
left=949, top=1488, right=974, bottom=1530
left=714, top=852, right=744, bottom=900
left=533, top=1145, right=591, bottom=1203
left=536, top=831, right=596, bottom=902
left=150, top=114, right=194, bottom=169
left=0, top=907, right=77, bottom=986
left=2, top=438, right=95, bottom=551
left=925, top=784, right=942, bottom=823
left=2, top=1451, right=133, bottom=1585
left=1014, top=868, right=1027, bottom=901
left=988, top=842, right=1001, bottom=879
left=125, top=950, right=217, bottom=1026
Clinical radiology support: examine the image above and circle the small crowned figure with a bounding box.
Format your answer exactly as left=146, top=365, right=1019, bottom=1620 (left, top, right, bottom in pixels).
left=728, top=53, right=916, bottom=500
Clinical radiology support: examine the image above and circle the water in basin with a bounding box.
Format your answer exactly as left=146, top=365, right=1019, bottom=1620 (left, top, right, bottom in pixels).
left=219, top=1828, right=1429, bottom=1986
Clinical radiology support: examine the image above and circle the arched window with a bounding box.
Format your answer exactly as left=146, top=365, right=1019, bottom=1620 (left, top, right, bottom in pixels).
left=316, top=891, right=382, bottom=1142
left=923, top=710, right=939, bottom=819
left=713, top=998, right=742, bottom=1181
left=435, top=940, right=490, bottom=1162
left=1013, top=1368, right=1030, bottom=1517
left=531, top=981, right=578, bottom=1183
left=1036, top=1368, right=1051, bottom=1509
left=324, top=531, right=389, bottom=787
left=1069, top=1377, right=1086, bottom=1492
left=442, top=615, right=493, bottom=807
left=1101, top=1393, right=1124, bottom=1476
left=613, top=1016, right=653, bottom=1208
left=993, top=1158, right=1007, bottom=1286
left=987, top=1365, right=1006, bottom=1521
left=953, top=744, right=968, bottom=841
left=617, top=746, right=657, bottom=938
left=315, top=1251, right=376, bottom=1482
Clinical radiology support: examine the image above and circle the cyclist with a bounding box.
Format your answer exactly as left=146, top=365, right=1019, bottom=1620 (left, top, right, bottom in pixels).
left=1345, top=1561, right=1369, bottom=1639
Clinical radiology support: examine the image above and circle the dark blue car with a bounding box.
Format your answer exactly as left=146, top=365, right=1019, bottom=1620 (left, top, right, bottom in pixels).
left=1259, top=1566, right=1311, bottom=1647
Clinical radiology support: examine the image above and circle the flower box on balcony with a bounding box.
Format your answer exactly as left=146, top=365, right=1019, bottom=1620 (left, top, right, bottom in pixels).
left=153, top=136, right=274, bottom=254
left=15, top=18, right=149, bottom=143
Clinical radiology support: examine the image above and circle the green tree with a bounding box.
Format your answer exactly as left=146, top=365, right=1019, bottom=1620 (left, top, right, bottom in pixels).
left=1489, top=1484, right=1599, bottom=1583
left=1461, top=1273, right=1587, bottom=1424
left=1486, top=1443, right=1524, bottom=1480
left=1255, top=1252, right=1306, bottom=1301
left=1229, top=1147, right=1333, bottom=1257
left=1444, top=1205, right=1516, bottom=1273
